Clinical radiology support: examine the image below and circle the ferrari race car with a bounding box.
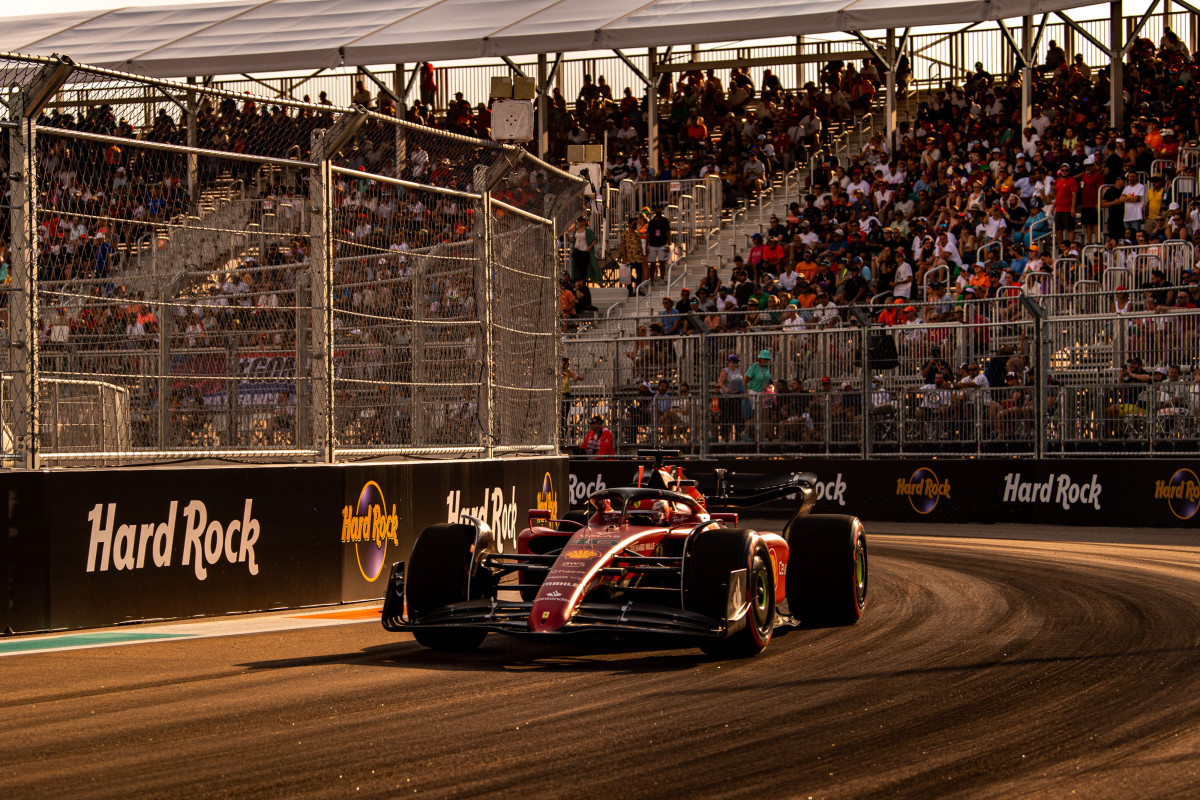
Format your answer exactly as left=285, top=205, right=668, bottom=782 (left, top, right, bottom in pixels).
left=381, top=452, right=867, bottom=657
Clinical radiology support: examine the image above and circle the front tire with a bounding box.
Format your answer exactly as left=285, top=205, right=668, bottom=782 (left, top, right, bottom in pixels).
left=684, top=528, right=774, bottom=657
left=786, top=514, right=867, bottom=626
left=406, top=523, right=491, bottom=651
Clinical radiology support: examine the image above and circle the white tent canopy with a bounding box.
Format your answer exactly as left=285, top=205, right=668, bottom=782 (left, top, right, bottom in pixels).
left=3, top=0, right=1099, bottom=79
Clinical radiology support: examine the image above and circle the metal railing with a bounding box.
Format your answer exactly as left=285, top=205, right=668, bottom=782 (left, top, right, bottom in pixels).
left=563, top=303, right=1200, bottom=459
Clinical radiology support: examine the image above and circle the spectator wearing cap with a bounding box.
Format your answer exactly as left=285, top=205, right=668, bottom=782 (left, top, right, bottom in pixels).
left=870, top=375, right=896, bottom=418
left=762, top=237, right=787, bottom=272
left=674, top=288, right=693, bottom=315
left=645, top=206, right=671, bottom=284
left=747, top=233, right=766, bottom=277
left=1079, top=155, right=1104, bottom=243
left=1053, top=163, right=1080, bottom=247
left=952, top=361, right=994, bottom=430
left=1101, top=175, right=1128, bottom=241
left=835, top=261, right=871, bottom=305
left=1106, top=356, right=1152, bottom=437
left=811, top=287, right=839, bottom=326
left=580, top=415, right=615, bottom=456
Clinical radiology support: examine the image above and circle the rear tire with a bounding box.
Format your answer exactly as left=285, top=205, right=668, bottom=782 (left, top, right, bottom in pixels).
left=406, top=523, right=490, bottom=651
left=684, top=528, right=774, bottom=657
left=786, top=514, right=867, bottom=626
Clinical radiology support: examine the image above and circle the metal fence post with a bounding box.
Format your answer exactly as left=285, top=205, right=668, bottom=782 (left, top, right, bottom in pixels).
left=8, top=115, right=40, bottom=468
left=7, top=58, right=74, bottom=468
left=475, top=165, right=496, bottom=459
left=307, top=132, right=335, bottom=463
left=306, top=109, right=366, bottom=463
left=1021, top=295, right=1049, bottom=459
left=295, top=272, right=309, bottom=451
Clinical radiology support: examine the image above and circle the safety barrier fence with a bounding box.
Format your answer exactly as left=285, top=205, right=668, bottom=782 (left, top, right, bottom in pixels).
left=563, top=303, right=1200, bottom=458
left=0, top=455, right=566, bottom=634
left=1, top=52, right=585, bottom=468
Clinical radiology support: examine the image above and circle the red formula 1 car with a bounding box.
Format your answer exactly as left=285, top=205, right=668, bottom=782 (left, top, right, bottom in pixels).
left=381, top=452, right=867, bottom=657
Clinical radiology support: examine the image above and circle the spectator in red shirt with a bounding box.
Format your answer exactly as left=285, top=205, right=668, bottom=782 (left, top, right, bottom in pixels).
left=1078, top=156, right=1105, bottom=244
left=580, top=415, right=615, bottom=456
left=1053, top=163, right=1079, bottom=248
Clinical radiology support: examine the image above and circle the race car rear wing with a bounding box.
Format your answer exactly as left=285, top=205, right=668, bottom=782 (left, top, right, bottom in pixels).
left=705, top=470, right=817, bottom=513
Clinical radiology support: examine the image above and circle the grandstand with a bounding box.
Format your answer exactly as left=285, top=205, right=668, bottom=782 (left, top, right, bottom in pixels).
left=6, top=1, right=1200, bottom=464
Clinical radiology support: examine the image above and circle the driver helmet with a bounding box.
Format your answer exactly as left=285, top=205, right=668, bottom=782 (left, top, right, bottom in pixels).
left=650, top=499, right=671, bottom=525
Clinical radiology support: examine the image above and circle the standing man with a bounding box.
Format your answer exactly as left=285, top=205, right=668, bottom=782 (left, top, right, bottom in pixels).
left=645, top=206, right=672, bottom=284
left=1078, top=156, right=1104, bottom=244
left=1053, top=164, right=1079, bottom=248
left=1101, top=175, right=1127, bottom=242
left=1121, top=170, right=1146, bottom=234
left=580, top=415, right=615, bottom=456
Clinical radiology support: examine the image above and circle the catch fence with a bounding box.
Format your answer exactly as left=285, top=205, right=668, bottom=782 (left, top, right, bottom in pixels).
left=564, top=301, right=1200, bottom=459
left=1, top=52, right=584, bottom=468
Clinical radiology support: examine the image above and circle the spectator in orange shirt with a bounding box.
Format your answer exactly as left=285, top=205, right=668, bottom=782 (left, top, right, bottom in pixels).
left=794, top=249, right=819, bottom=282
left=968, top=262, right=993, bottom=295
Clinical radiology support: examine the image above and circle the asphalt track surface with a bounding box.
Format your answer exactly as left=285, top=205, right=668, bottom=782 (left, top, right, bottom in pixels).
left=2, top=521, right=1199, bottom=799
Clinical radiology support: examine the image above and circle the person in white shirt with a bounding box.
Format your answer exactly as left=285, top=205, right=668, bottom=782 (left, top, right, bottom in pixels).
left=811, top=291, right=839, bottom=325
left=982, top=205, right=1008, bottom=241
left=1121, top=170, right=1146, bottom=230
left=776, top=263, right=799, bottom=293
left=893, top=258, right=914, bottom=299
left=1022, top=127, right=1040, bottom=159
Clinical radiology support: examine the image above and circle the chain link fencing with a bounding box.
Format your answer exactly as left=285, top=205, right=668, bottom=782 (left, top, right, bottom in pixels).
left=1, top=52, right=584, bottom=467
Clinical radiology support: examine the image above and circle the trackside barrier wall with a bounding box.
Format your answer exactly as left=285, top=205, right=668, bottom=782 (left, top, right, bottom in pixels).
left=0, top=457, right=566, bottom=634
left=568, top=457, right=1200, bottom=528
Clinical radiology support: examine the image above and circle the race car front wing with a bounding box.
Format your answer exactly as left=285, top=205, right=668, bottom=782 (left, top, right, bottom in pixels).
left=381, top=561, right=725, bottom=638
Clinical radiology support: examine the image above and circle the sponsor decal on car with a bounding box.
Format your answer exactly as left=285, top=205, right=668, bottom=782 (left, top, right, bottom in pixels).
left=563, top=549, right=599, bottom=559
left=86, top=499, right=261, bottom=581
left=1155, top=468, right=1200, bottom=519
left=896, top=467, right=951, bottom=514
left=341, top=481, right=400, bottom=582
left=1002, top=472, right=1102, bottom=511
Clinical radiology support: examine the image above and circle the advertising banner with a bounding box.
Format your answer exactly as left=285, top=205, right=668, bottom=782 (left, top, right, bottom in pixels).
left=42, top=466, right=342, bottom=629
left=1, top=456, right=568, bottom=632
left=569, top=457, right=1200, bottom=528
left=339, top=457, right=568, bottom=602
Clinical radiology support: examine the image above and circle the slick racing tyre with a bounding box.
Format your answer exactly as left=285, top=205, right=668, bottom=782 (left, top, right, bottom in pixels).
left=683, top=528, right=774, bottom=658
left=786, top=514, right=867, bottom=626
left=406, top=523, right=490, bottom=651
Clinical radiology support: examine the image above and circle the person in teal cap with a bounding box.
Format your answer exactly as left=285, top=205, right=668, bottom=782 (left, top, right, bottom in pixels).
left=744, top=349, right=773, bottom=441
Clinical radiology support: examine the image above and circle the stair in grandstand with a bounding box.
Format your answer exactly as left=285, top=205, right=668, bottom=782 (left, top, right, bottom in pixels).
left=566, top=104, right=890, bottom=390
left=121, top=170, right=259, bottom=287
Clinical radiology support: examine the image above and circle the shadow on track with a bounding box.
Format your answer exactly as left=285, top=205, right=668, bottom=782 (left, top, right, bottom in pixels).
left=238, top=636, right=721, bottom=674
